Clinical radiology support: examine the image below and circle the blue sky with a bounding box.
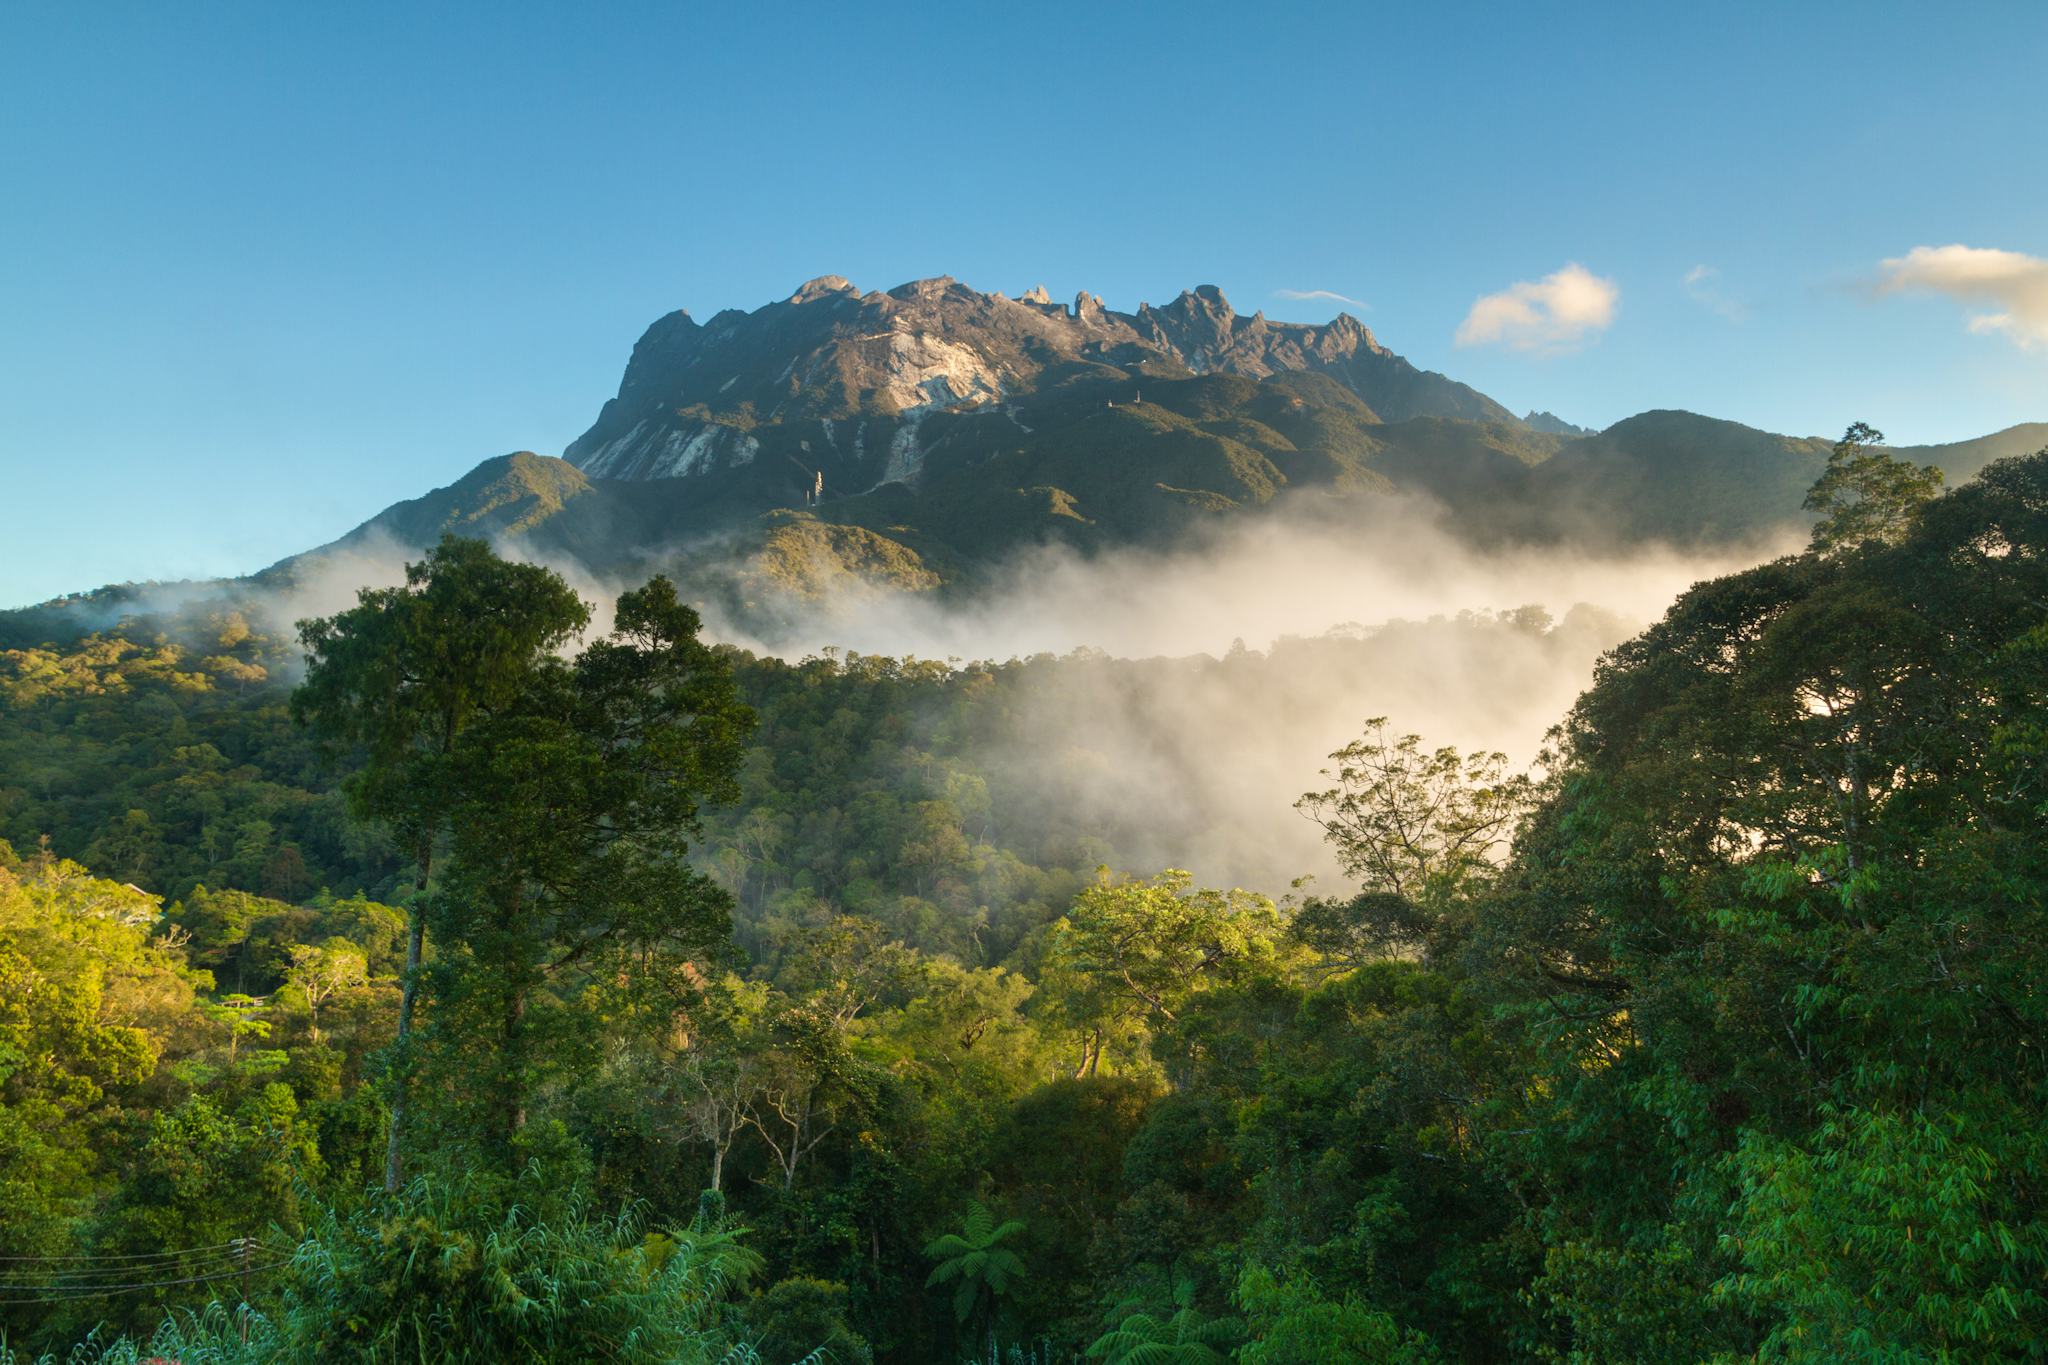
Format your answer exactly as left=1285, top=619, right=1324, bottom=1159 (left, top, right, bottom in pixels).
left=2, top=0, right=2044, bottom=606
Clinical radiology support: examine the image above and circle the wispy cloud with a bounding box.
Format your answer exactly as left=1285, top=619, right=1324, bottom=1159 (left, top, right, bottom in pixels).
left=1274, top=288, right=1370, bottom=310
left=1874, top=243, right=2048, bottom=348
left=1454, top=263, right=1618, bottom=352
left=1682, top=264, right=1747, bottom=322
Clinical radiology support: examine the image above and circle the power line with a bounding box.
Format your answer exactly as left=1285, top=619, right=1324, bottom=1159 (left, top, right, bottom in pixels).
left=0, top=1249, right=269, bottom=1286
left=0, top=1239, right=287, bottom=1302
left=0, top=1260, right=290, bottom=1305
left=0, top=1241, right=246, bottom=1263
left=0, top=1243, right=267, bottom=1268
left=0, top=1246, right=268, bottom=1276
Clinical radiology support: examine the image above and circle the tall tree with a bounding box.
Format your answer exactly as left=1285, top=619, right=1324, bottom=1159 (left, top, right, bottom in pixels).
left=1297, top=719, right=1531, bottom=907
left=1294, top=719, right=1532, bottom=964
left=1802, top=421, right=1943, bottom=552
left=293, top=536, right=590, bottom=1189
left=1494, top=451, right=2048, bottom=1356
left=421, top=574, right=754, bottom=1153
left=283, top=938, right=370, bottom=1043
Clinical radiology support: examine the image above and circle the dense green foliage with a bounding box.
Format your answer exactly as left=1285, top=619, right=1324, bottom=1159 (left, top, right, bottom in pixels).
left=0, top=1171, right=793, bottom=1364
left=0, top=615, right=401, bottom=901
left=1, top=450, right=2044, bottom=1360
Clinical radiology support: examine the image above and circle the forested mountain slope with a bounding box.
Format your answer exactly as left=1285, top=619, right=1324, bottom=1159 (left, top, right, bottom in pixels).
left=276, top=385, right=2046, bottom=632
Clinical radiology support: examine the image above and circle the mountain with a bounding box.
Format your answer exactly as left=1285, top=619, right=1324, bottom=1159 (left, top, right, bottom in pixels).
left=1514, top=413, right=2048, bottom=545
left=11, top=273, right=2042, bottom=641
left=526, top=275, right=2043, bottom=564
left=347, top=452, right=598, bottom=546
left=252, top=273, right=2048, bottom=633
left=563, top=275, right=1516, bottom=488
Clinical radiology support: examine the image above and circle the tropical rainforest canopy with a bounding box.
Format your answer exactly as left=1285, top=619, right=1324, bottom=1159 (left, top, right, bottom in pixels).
left=0, top=441, right=2042, bottom=1363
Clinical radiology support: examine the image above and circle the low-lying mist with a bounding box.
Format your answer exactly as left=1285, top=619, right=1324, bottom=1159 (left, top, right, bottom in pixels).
left=717, top=495, right=1780, bottom=666
left=17, top=494, right=1794, bottom=900
left=686, top=498, right=1792, bottom=894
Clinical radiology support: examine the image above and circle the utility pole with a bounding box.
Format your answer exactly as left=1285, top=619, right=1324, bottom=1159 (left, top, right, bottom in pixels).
left=237, top=1235, right=252, bottom=1342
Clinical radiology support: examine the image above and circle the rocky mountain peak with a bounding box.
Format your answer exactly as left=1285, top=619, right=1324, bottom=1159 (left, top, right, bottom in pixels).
left=564, top=273, right=1520, bottom=481
left=1159, top=283, right=1236, bottom=323
left=789, top=275, right=857, bottom=304
left=1523, top=410, right=1593, bottom=437
left=1326, top=311, right=1372, bottom=340
left=887, top=275, right=960, bottom=302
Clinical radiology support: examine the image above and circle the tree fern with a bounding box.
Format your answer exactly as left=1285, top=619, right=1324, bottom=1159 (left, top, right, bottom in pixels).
left=1085, top=1280, right=1239, bottom=1365
left=923, top=1201, right=1028, bottom=1327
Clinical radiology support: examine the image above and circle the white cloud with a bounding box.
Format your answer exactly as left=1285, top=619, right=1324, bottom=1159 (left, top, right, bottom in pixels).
left=1683, top=264, right=1746, bottom=322
left=1274, top=288, right=1369, bottom=309
left=1875, top=243, right=2048, bottom=348
left=1454, top=263, right=1618, bottom=351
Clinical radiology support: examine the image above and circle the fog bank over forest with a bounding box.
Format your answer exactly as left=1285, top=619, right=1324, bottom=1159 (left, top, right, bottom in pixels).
left=675, top=501, right=1794, bottom=896
left=63, top=499, right=1796, bottom=898
left=682, top=500, right=1799, bottom=892
left=715, top=495, right=1791, bottom=666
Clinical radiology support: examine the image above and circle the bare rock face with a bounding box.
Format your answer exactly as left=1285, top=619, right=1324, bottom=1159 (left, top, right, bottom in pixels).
left=564, top=274, right=1517, bottom=483
left=789, top=275, right=857, bottom=304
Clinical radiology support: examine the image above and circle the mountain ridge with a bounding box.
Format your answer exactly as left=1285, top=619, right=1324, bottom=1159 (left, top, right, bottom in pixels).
left=260, top=272, right=2047, bottom=614
left=8, top=273, right=2045, bottom=639
left=266, top=407, right=2048, bottom=640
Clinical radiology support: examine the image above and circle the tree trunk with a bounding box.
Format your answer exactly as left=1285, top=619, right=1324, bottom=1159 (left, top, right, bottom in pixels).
left=507, top=985, right=528, bottom=1141
left=502, top=881, right=530, bottom=1141
left=1074, top=1027, right=1104, bottom=1079
left=383, top=847, right=431, bottom=1193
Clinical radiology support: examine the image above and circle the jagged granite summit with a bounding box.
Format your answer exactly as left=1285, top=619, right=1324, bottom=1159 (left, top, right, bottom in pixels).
left=565, top=275, right=1515, bottom=485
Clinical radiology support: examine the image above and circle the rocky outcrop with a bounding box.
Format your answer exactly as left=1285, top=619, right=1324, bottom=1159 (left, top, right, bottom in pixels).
left=1523, top=410, right=1592, bottom=437
left=564, top=275, right=1518, bottom=481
